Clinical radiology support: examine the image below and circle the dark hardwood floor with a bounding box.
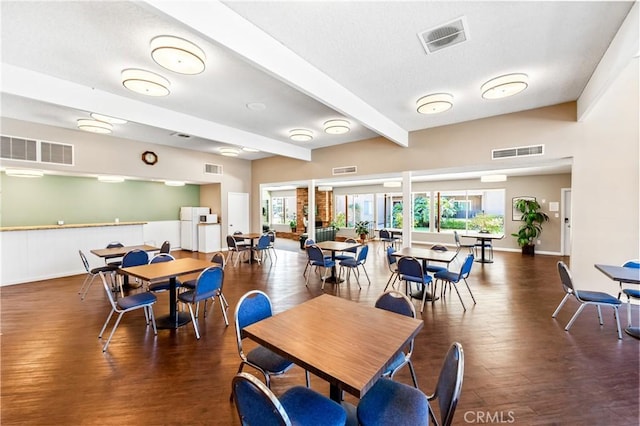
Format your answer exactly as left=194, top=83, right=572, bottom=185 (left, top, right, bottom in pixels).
left=1, top=241, right=638, bottom=425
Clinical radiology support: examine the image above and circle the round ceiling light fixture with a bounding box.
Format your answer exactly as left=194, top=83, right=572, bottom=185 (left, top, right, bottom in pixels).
left=481, top=73, right=528, bottom=99
left=416, top=93, right=454, bottom=114
left=289, top=129, right=313, bottom=142
left=219, top=147, right=240, bottom=157
left=150, top=35, right=206, bottom=75
left=121, top=68, right=170, bottom=97
left=323, top=119, right=350, bottom=135
left=77, top=118, right=113, bottom=134
left=90, top=113, right=127, bottom=124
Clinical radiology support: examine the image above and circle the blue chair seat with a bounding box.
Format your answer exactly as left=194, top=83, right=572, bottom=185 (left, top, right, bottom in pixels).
left=622, top=288, right=640, bottom=299
left=246, top=345, right=293, bottom=374
left=178, top=287, right=218, bottom=303
left=279, top=386, right=347, bottom=426
left=577, top=290, right=622, bottom=305
left=403, top=274, right=433, bottom=285
left=434, top=270, right=458, bottom=281
left=118, top=292, right=157, bottom=310
left=357, top=378, right=429, bottom=426
left=339, top=257, right=358, bottom=268
left=311, top=259, right=335, bottom=268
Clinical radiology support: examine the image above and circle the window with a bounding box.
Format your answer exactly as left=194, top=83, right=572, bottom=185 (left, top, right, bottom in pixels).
left=413, top=192, right=430, bottom=230
left=376, top=193, right=402, bottom=229
left=435, top=189, right=504, bottom=233
left=270, top=196, right=296, bottom=225
left=335, top=194, right=374, bottom=228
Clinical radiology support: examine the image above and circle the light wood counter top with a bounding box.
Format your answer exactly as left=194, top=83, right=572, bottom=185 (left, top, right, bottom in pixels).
left=0, top=222, right=147, bottom=232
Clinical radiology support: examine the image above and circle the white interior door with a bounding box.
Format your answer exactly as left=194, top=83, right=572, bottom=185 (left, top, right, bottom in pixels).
left=228, top=192, right=249, bottom=236
left=561, top=188, right=572, bottom=256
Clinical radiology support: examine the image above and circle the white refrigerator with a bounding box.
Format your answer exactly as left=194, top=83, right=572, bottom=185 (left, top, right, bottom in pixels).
left=180, top=207, right=210, bottom=251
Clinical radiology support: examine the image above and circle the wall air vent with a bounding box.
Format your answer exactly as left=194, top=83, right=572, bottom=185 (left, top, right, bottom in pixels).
left=204, top=163, right=223, bottom=175
left=41, top=141, right=73, bottom=165
left=1, top=135, right=37, bottom=161
left=418, top=16, right=469, bottom=54
left=332, top=165, right=357, bottom=176
left=492, top=144, right=544, bottom=160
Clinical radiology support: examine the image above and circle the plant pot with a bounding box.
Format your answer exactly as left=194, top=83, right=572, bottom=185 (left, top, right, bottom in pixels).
left=521, top=245, right=535, bottom=256
left=360, top=233, right=367, bottom=242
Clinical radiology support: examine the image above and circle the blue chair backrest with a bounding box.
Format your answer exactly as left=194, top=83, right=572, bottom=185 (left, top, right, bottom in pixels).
left=257, top=234, right=271, bottom=249
left=304, top=238, right=316, bottom=247
left=398, top=257, right=424, bottom=282
left=307, top=245, right=326, bottom=263
left=192, top=266, right=224, bottom=301
left=211, top=252, right=226, bottom=268
left=149, top=253, right=174, bottom=264
left=237, top=291, right=273, bottom=330
left=232, top=372, right=289, bottom=426
left=375, top=291, right=414, bottom=318
left=623, top=260, right=640, bottom=268
left=380, top=229, right=390, bottom=239
left=557, top=261, right=575, bottom=294
left=460, top=254, right=474, bottom=278
left=227, top=235, right=238, bottom=249
left=106, top=242, right=123, bottom=249
left=386, top=247, right=397, bottom=266
left=357, top=245, right=369, bottom=263
left=434, top=342, right=465, bottom=426
left=343, top=238, right=358, bottom=253
left=122, top=249, right=149, bottom=267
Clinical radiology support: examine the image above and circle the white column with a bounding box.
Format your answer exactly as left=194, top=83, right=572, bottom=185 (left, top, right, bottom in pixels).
left=402, top=171, right=412, bottom=248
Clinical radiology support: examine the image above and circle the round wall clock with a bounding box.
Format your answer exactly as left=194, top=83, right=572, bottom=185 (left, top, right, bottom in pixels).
left=141, top=151, right=158, bottom=165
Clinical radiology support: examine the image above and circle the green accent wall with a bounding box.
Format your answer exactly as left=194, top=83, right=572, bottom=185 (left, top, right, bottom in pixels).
left=0, top=173, right=200, bottom=227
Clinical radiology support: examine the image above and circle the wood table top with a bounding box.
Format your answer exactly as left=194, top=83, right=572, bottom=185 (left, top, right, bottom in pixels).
left=392, top=246, right=458, bottom=263
left=595, top=264, right=640, bottom=284
left=234, top=233, right=262, bottom=239
left=119, top=258, right=216, bottom=281
left=242, top=294, right=423, bottom=398
left=315, top=240, right=361, bottom=252
left=90, top=244, right=159, bottom=258
left=459, top=231, right=505, bottom=240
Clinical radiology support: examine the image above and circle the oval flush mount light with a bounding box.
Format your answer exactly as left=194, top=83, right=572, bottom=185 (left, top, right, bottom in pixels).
left=289, top=129, right=313, bottom=142
left=242, top=147, right=260, bottom=153
left=219, top=147, right=240, bottom=157
left=416, top=93, right=454, bottom=114
left=90, top=113, right=127, bottom=124
left=77, top=118, right=113, bottom=134
left=481, top=73, right=528, bottom=99
left=121, top=68, right=170, bottom=96
left=323, top=119, right=350, bottom=135
left=150, top=35, right=206, bottom=75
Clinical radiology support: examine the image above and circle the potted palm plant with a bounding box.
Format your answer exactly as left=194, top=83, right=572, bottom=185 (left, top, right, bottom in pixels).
left=511, top=198, right=549, bottom=256
left=354, top=221, right=370, bottom=242
left=289, top=219, right=297, bottom=232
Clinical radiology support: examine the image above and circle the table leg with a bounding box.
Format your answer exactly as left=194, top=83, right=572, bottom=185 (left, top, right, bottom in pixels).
left=324, top=251, right=344, bottom=284
left=475, top=238, right=494, bottom=263
left=155, top=277, right=192, bottom=329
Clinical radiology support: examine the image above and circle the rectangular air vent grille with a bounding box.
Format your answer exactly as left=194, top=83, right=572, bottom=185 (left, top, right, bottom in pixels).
left=332, top=165, right=357, bottom=175
left=41, top=141, right=73, bottom=165
left=1, top=135, right=37, bottom=161
left=418, top=16, right=469, bottom=54
left=492, top=144, right=544, bottom=160
left=205, top=163, right=223, bottom=175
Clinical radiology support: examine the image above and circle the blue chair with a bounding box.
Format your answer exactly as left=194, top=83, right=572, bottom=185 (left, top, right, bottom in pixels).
left=379, top=229, right=400, bottom=251
left=338, top=244, right=371, bottom=289
left=433, top=254, right=476, bottom=312
left=426, top=342, right=465, bottom=426
left=227, top=235, right=250, bottom=267
left=182, top=252, right=228, bottom=312
left=302, top=238, right=330, bottom=277
left=119, top=248, right=149, bottom=292
left=232, top=291, right=309, bottom=399
left=375, top=291, right=418, bottom=387
left=621, top=260, right=640, bottom=330
left=104, top=241, right=124, bottom=267
left=254, top=234, right=274, bottom=265
left=146, top=253, right=180, bottom=293
left=617, top=259, right=640, bottom=299
left=232, top=372, right=346, bottom=426
left=97, top=271, right=157, bottom=352
left=453, top=231, right=474, bottom=254
left=397, top=256, right=433, bottom=312
left=78, top=250, right=118, bottom=300
left=357, top=378, right=430, bottom=426
left=178, top=266, right=228, bottom=339
left=159, top=240, right=171, bottom=254
left=552, top=261, right=622, bottom=339
left=425, top=244, right=451, bottom=274
left=267, top=230, right=278, bottom=260
left=305, top=244, right=336, bottom=289
left=334, top=238, right=358, bottom=261
left=383, top=247, right=399, bottom=291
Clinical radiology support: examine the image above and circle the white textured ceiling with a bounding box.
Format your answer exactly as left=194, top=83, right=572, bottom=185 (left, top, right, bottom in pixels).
left=0, top=1, right=634, bottom=167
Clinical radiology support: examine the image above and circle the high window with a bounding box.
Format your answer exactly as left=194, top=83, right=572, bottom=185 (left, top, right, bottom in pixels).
left=271, top=196, right=296, bottom=225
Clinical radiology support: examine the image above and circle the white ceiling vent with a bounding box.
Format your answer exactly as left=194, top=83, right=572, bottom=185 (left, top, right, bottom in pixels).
left=1, top=135, right=37, bottom=161
left=332, top=165, right=357, bottom=176
left=492, top=144, right=544, bottom=160
left=418, top=16, right=469, bottom=54
left=41, top=141, right=73, bottom=165
left=204, top=163, right=223, bottom=175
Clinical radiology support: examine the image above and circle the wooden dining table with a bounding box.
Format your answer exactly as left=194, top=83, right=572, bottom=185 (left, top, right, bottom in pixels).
left=595, top=263, right=640, bottom=339
left=315, top=240, right=361, bottom=283
left=90, top=244, right=160, bottom=260
left=392, top=246, right=458, bottom=301
left=460, top=231, right=504, bottom=263
left=233, top=233, right=262, bottom=264
left=242, top=294, right=423, bottom=402
left=120, top=258, right=215, bottom=329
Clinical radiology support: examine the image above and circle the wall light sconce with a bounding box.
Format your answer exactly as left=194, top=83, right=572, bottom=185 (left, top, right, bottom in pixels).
left=289, top=129, right=313, bottom=142
left=219, top=147, right=240, bottom=157
left=480, top=174, right=507, bottom=183
left=323, top=119, right=350, bottom=135
left=165, top=180, right=185, bottom=187
left=150, top=35, right=206, bottom=75
left=5, top=168, right=44, bottom=178
left=416, top=93, right=454, bottom=114
left=77, top=118, right=113, bottom=134
left=383, top=181, right=402, bottom=188
left=122, top=68, right=170, bottom=97
left=481, top=73, right=528, bottom=99
left=90, top=113, right=127, bottom=124
left=98, top=175, right=125, bottom=183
